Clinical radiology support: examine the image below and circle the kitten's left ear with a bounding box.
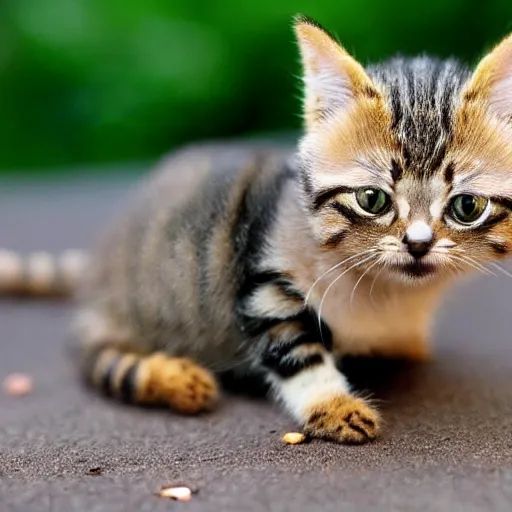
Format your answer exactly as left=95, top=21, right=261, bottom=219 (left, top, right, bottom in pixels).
left=294, top=15, right=381, bottom=129
left=464, top=33, right=512, bottom=120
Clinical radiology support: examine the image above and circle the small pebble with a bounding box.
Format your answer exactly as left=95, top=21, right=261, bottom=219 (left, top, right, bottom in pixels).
left=3, top=373, right=33, bottom=396
left=281, top=432, right=306, bottom=445
left=159, top=486, right=192, bottom=501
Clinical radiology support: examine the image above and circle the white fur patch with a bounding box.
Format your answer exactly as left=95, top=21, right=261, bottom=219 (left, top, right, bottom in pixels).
left=434, top=238, right=456, bottom=252
left=271, top=355, right=350, bottom=422
left=246, top=285, right=302, bottom=319
left=406, top=221, right=432, bottom=243
left=396, top=196, right=410, bottom=219
left=491, top=69, right=512, bottom=120
left=303, top=70, right=353, bottom=113
left=429, top=198, right=444, bottom=219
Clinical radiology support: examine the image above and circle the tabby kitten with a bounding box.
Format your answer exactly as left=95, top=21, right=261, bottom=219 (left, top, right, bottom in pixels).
left=2, top=15, right=512, bottom=444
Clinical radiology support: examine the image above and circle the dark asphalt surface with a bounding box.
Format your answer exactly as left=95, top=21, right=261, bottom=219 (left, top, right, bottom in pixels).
left=1, top=173, right=512, bottom=512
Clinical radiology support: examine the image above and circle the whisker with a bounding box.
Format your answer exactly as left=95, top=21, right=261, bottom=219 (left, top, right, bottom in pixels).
left=444, top=258, right=462, bottom=277
left=350, top=257, right=381, bottom=311
left=450, top=248, right=497, bottom=276
left=448, top=254, right=496, bottom=277
left=304, top=249, right=376, bottom=305
left=369, top=265, right=385, bottom=308
left=317, top=254, right=378, bottom=342
left=488, top=262, right=512, bottom=280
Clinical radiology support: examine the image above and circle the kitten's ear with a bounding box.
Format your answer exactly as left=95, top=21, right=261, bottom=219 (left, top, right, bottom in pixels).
left=294, top=15, right=380, bottom=129
left=464, top=33, right=512, bottom=121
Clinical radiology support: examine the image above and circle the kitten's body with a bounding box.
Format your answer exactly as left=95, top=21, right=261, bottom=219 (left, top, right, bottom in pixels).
left=77, top=141, right=438, bottom=366
left=3, top=17, right=512, bottom=443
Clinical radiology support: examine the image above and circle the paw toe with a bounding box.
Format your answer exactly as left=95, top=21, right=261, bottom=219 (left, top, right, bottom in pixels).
left=304, top=395, right=380, bottom=444
left=141, top=355, right=219, bottom=414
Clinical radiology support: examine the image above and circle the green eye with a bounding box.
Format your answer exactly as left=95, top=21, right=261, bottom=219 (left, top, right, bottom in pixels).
left=450, top=195, right=489, bottom=224
left=355, top=188, right=391, bottom=215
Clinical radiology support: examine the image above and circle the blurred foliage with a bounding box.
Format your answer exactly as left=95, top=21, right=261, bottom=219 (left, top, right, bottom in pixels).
left=0, top=0, right=511, bottom=173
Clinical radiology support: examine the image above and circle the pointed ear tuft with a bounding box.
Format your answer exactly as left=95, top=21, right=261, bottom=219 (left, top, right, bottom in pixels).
left=293, top=15, right=379, bottom=129
left=464, top=33, right=512, bottom=121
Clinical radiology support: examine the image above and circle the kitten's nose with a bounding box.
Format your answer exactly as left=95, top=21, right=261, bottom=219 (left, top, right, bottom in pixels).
left=403, top=221, right=433, bottom=258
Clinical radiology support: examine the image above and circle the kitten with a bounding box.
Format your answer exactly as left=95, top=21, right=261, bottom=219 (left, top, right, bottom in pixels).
left=2, top=15, right=512, bottom=444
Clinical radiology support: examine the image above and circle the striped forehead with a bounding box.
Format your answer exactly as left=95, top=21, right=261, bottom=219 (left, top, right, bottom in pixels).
left=367, top=56, right=471, bottom=174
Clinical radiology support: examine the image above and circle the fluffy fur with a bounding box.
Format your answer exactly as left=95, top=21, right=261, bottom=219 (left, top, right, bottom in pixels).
left=2, top=16, right=512, bottom=443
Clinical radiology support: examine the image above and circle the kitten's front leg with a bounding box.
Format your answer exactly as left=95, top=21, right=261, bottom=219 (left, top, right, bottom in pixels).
left=260, top=323, right=380, bottom=443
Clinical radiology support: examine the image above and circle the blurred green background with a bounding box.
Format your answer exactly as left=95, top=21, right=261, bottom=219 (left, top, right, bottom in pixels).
left=1, top=0, right=511, bottom=175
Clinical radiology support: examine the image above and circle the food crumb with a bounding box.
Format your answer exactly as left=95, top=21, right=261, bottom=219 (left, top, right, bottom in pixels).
left=281, top=432, right=306, bottom=445
left=3, top=373, right=33, bottom=396
left=159, top=486, right=192, bottom=501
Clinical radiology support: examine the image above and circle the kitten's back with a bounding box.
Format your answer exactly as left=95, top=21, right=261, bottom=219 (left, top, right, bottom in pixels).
left=78, top=142, right=296, bottom=367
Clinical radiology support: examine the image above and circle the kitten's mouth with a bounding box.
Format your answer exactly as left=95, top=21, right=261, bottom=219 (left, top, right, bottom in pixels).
left=393, top=260, right=437, bottom=278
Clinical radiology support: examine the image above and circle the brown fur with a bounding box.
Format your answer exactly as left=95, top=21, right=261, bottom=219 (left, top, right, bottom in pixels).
left=136, top=354, right=218, bottom=413
left=304, top=395, right=380, bottom=443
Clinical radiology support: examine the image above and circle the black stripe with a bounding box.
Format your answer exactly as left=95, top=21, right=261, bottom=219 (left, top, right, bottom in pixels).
left=268, top=353, right=324, bottom=378
left=493, top=197, right=512, bottom=211
left=427, top=142, right=448, bottom=174
left=402, top=145, right=412, bottom=169
left=119, top=361, right=139, bottom=403
left=100, top=354, right=122, bottom=396
left=390, top=87, right=403, bottom=133
left=331, top=202, right=362, bottom=224
left=324, top=230, right=348, bottom=248
left=278, top=283, right=304, bottom=301
left=361, top=85, right=379, bottom=99
left=439, top=80, right=455, bottom=134
left=261, top=311, right=333, bottom=357
left=444, top=162, right=455, bottom=184
left=261, top=330, right=326, bottom=378
left=300, top=169, right=314, bottom=197
left=239, top=307, right=332, bottom=349
left=312, top=186, right=354, bottom=210
left=236, top=270, right=302, bottom=303
left=261, top=332, right=314, bottom=366
left=233, top=161, right=293, bottom=302
left=390, top=159, right=403, bottom=182
left=490, top=241, right=509, bottom=255
left=238, top=314, right=285, bottom=338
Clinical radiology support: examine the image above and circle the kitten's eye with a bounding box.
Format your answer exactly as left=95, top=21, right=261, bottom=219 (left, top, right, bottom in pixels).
left=355, top=188, right=390, bottom=215
left=450, top=195, right=489, bottom=224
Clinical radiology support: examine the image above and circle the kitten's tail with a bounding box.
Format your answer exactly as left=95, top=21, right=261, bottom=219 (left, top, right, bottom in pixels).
left=0, top=249, right=89, bottom=298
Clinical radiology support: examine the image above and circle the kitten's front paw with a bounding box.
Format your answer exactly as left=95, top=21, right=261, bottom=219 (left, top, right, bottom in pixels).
left=303, top=395, right=380, bottom=444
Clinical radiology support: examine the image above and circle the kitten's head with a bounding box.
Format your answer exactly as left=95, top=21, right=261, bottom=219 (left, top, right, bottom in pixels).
left=295, top=15, right=512, bottom=286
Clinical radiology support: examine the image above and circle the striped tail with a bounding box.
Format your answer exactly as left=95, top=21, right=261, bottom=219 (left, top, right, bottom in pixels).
left=0, top=249, right=89, bottom=298
left=79, top=344, right=219, bottom=414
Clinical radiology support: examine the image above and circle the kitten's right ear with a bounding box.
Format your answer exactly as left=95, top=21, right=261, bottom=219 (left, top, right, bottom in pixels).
left=294, top=15, right=380, bottom=130
left=464, top=33, right=512, bottom=121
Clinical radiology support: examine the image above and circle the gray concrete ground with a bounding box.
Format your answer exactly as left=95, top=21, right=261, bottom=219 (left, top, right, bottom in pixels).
left=1, top=172, right=512, bottom=512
